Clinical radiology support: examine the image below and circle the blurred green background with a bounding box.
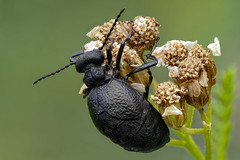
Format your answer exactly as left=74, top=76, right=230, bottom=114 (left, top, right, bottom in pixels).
left=0, top=0, right=239, bottom=159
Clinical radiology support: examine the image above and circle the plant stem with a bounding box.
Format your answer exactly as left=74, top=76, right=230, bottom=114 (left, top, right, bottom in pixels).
left=173, top=130, right=205, bottom=160
left=180, top=127, right=206, bottom=134
left=185, top=105, right=194, bottom=128
left=198, top=98, right=213, bottom=160
left=206, top=87, right=212, bottom=121
left=203, top=122, right=212, bottom=160
left=199, top=109, right=210, bottom=124
left=184, top=136, right=205, bottom=160
left=167, top=139, right=185, bottom=147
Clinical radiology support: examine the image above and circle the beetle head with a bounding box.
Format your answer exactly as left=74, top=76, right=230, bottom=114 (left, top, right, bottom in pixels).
left=75, top=49, right=104, bottom=73
left=33, top=8, right=125, bottom=85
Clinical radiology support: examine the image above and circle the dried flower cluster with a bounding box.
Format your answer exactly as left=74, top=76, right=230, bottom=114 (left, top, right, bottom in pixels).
left=80, top=13, right=221, bottom=129
left=83, top=16, right=160, bottom=89
left=129, top=16, right=160, bottom=55
left=151, top=38, right=220, bottom=117
left=87, top=16, right=160, bottom=56
left=151, top=82, right=187, bottom=129
left=150, top=38, right=220, bottom=128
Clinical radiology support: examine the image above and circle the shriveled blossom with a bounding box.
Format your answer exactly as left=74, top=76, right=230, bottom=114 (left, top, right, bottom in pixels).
left=151, top=82, right=188, bottom=129
left=152, top=40, right=197, bottom=67
left=171, top=57, right=210, bottom=109
left=84, top=16, right=161, bottom=90
left=130, top=16, right=160, bottom=55
left=87, top=20, right=130, bottom=44
left=188, top=43, right=217, bottom=87
left=86, top=16, right=160, bottom=57
left=153, top=39, right=220, bottom=109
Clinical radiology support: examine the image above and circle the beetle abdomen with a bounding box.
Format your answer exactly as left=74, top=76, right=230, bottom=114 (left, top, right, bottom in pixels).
left=87, top=79, right=170, bottom=152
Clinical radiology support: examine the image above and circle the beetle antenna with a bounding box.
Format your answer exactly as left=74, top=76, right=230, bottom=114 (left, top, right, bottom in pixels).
left=33, top=62, right=75, bottom=85
left=98, top=8, right=125, bottom=50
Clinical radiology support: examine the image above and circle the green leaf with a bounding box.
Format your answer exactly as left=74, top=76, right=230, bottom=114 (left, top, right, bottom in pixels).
left=212, top=68, right=236, bottom=160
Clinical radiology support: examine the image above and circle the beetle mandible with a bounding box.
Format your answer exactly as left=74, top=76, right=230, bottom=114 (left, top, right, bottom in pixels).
left=33, top=8, right=170, bottom=152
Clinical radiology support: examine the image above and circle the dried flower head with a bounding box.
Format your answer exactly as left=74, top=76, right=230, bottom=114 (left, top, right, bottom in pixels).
left=175, top=57, right=204, bottom=83
left=169, top=57, right=210, bottom=109
left=87, top=16, right=160, bottom=57
left=87, top=19, right=130, bottom=44
left=129, top=16, right=160, bottom=55
left=189, top=44, right=217, bottom=87
left=152, top=40, right=197, bottom=67
left=151, top=82, right=187, bottom=129
left=152, top=38, right=220, bottom=109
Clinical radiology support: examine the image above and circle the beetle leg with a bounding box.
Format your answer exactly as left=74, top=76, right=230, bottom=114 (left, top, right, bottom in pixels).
left=114, top=21, right=133, bottom=77
left=69, top=45, right=85, bottom=63
left=143, top=69, right=153, bottom=99
left=106, top=39, right=114, bottom=66
left=123, top=54, right=158, bottom=80
left=124, top=37, right=159, bottom=80
left=123, top=37, right=160, bottom=97
left=83, top=87, right=92, bottom=98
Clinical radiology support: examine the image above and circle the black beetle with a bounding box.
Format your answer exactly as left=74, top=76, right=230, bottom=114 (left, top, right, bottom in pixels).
left=33, top=8, right=170, bottom=152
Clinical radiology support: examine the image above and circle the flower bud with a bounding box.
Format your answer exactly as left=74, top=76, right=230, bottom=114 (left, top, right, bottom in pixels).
left=151, top=82, right=187, bottom=129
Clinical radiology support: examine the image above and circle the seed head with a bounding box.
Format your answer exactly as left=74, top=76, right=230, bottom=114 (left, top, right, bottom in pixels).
left=152, top=40, right=197, bottom=67
left=151, top=82, right=187, bottom=129
left=189, top=44, right=217, bottom=87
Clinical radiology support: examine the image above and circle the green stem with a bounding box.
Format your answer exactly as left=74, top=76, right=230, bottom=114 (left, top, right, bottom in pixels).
left=180, top=127, right=206, bottom=134
left=198, top=98, right=213, bottom=160
left=173, top=130, right=204, bottom=160
left=185, top=105, right=195, bottom=128
left=206, top=87, right=212, bottom=122
left=184, top=136, right=205, bottom=160
left=203, top=122, right=212, bottom=160
left=167, top=139, right=185, bottom=147
left=199, top=109, right=210, bottom=124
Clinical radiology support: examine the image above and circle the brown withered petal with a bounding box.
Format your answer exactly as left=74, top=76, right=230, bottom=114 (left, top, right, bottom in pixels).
left=188, top=43, right=217, bottom=87
left=199, top=69, right=209, bottom=87
left=204, top=58, right=217, bottom=87
left=180, top=80, right=201, bottom=97
left=185, top=87, right=210, bottom=110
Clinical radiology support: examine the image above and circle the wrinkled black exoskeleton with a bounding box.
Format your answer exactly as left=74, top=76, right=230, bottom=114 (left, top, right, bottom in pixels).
left=33, top=8, right=170, bottom=152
